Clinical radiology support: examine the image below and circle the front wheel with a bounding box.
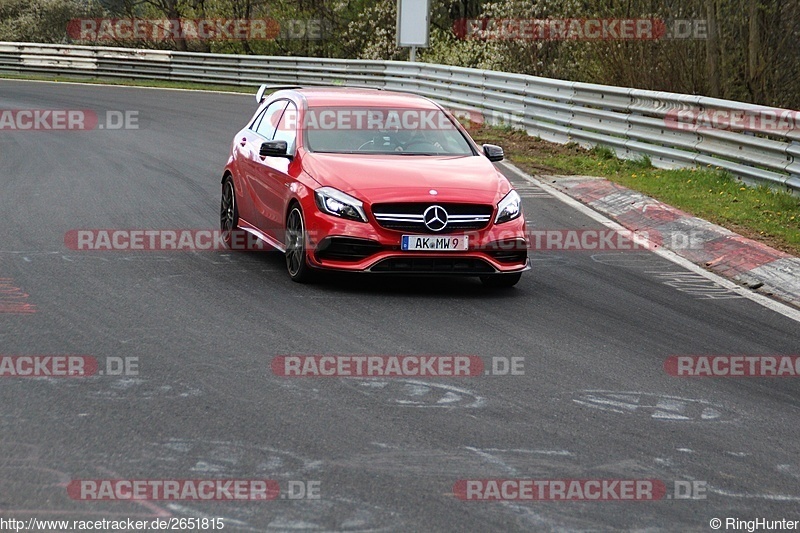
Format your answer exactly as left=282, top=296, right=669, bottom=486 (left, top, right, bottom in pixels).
left=480, top=272, right=522, bottom=288
left=285, top=206, right=315, bottom=283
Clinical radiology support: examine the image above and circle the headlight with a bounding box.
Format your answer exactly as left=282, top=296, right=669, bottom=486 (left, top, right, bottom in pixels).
left=495, top=190, right=522, bottom=224
left=314, top=187, right=367, bottom=223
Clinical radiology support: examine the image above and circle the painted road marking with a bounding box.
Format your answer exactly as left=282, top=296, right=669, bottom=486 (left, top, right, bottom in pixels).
left=0, top=278, right=36, bottom=314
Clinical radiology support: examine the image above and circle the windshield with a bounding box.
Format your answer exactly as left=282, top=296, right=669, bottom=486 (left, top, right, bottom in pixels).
left=300, top=106, right=475, bottom=155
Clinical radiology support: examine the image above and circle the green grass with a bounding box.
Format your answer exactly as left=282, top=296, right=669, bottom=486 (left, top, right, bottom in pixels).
left=544, top=145, right=800, bottom=254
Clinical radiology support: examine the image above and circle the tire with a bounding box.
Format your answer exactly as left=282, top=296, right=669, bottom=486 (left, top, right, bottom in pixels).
left=220, top=177, right=239, bottom=248
left=285, top=205, right=315, bottom=283
left=480, top=272, right=522, bottom=288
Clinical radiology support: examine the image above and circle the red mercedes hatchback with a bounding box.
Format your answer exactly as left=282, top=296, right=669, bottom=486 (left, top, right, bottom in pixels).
left=220, top=86, right=529, bottom=286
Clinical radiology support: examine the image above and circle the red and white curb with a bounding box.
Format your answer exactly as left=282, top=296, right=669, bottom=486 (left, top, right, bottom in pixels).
left=501, top=162, right=800, bottom=313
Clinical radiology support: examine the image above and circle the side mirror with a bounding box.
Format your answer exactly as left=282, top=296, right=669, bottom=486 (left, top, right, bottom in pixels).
left=482, top=143, right=504, bottom=162
left=260, top=140, right=290, bottom=159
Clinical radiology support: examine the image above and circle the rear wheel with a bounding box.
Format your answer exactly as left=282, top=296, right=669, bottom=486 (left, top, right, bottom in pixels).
left=480, top=272, right=522, bottom=288
left=220, top=177, right=238, bottom=248
left=285, top=205, right=314, bottom=282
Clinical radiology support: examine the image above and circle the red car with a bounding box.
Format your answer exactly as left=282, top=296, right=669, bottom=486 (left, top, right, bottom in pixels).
left=220, top=86, right=529, bottom=286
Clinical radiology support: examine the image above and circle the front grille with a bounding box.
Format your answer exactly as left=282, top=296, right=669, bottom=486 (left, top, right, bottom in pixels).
left=315, top=237, right=383, bottom=262
left=370, top=257, right=495, bottom=274
left=371, top=203, right=493, bottom=234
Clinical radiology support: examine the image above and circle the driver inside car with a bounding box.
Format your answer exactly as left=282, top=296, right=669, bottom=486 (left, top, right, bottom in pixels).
left=393, top=128, right=445, bottom=152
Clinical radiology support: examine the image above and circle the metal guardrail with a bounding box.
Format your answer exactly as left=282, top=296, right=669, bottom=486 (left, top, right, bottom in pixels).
left=1, top=41, right=798, bottom=192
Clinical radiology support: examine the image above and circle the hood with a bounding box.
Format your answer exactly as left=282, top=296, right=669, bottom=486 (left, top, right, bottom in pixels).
left=302, top=152, right=510, bottom=205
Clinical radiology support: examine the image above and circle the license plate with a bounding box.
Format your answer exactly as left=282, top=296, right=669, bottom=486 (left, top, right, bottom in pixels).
left=401, top=235, right=469, bottom=251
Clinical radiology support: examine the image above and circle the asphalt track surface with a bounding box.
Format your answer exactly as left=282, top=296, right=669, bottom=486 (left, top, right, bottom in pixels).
left=1, top=79, right=799, bottom=532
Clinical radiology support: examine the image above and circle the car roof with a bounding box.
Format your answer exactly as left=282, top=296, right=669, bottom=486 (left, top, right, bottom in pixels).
left=274, top=87, right=441, bottom=109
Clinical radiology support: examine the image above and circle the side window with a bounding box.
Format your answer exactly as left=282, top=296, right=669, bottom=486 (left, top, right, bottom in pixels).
left=250, top=107, right=267, bottom=131
left=253, top=100, right=288, bottom=140
left=273, top=102, right=298, bottom=152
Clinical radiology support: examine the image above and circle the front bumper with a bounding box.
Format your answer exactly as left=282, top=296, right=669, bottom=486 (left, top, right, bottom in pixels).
left=302, top=202, right=529, bottom=275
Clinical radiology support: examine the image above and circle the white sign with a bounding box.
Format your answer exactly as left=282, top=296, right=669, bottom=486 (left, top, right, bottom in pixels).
left=396, top=0, right=430, bottom=47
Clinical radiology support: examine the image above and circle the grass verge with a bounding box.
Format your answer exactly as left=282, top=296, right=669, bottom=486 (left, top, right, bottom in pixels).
left=471, top=126, right=800, bottom=256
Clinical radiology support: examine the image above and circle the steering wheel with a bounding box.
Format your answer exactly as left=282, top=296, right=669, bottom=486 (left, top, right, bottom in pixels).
left=401, top=140, right=442, bottom=152
left=358, top=137, right=402, bottom=152
left=357, top=139, right=375, bottom=151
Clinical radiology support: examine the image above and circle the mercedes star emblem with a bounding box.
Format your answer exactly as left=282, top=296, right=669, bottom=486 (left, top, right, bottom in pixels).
left=423, top=205, right=448, bottom=232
